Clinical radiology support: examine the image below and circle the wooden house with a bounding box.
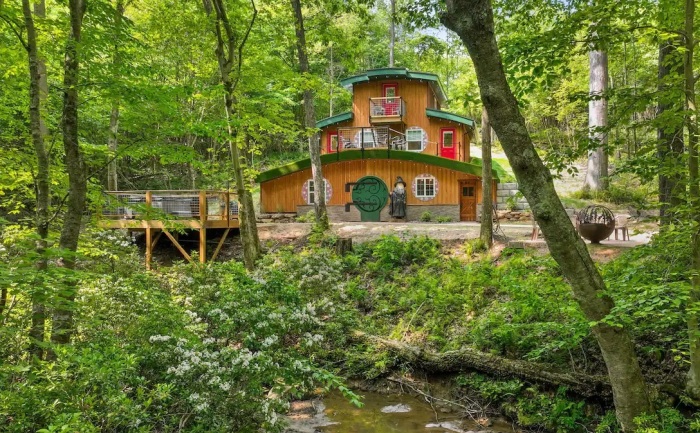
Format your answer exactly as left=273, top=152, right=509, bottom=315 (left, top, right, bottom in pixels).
left=258, top=68, right=498, bottom=222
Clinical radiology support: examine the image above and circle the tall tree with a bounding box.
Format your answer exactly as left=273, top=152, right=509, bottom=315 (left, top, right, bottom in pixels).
left=442, top=1, right=652, bottom=430
left=684, top=0, right=700, bottom=400
left=51, top=0, right=87, bottom=347
left=290, top=0, right=329, bottom=229
left=206, top=0, right=261, bottom=269
left=584, top=42, right=609, bottom=191
left=479, top=107, right=492, bottom=248
left=21, top=0, right=50, bottom=358
left=389, top=0, right=395, bottom=67
left=657, top=24, right=685, bottom=225
left=107, top=0, right=125, bottom=191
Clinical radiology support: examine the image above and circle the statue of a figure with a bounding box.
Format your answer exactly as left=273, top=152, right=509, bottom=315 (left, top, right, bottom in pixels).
left=389, top=176, right=407, bottom=219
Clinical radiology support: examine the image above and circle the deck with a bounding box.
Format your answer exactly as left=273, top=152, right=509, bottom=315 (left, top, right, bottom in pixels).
left=99, top=190, right=239, bottom=268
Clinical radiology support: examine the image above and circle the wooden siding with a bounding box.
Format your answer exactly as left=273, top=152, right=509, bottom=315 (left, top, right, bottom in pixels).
left=260, top=158, right=490, bottom=213
left=320, top=78, right=471, bottom=161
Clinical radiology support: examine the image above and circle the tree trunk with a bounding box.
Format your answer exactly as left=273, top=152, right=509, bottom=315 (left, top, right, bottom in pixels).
left=51, top=0, right=87, bottom=347
left=684, top=0, right=700, bottom=400
left=584, top=48, right=609, bottom=191
left=22, top=0, right=50, bottom=359
left=657, top=38, right=685, bottom=226
left=441, top=2, right=651, bottom=431
left=354, top=332, right=612, bottom=399
left=107, top=0, right=124, bottom=191
left=290, top=0, right=329, bottom=229
left=209, top=0, right=260, bottom=270
left=480, top=107, right=493, bottom=247
left=389, top=0, right=395, bottom=67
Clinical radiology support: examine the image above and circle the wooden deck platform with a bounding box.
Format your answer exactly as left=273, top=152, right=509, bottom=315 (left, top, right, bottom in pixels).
left=99, top=190, right=239, bottom=268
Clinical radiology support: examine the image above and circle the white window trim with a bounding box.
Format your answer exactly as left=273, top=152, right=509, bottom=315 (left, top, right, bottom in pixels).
left=413, top=175, right=437, bottom=200
left=406, top=127, right=426, bottom=152
left=304, top=178, right=331, bottom=205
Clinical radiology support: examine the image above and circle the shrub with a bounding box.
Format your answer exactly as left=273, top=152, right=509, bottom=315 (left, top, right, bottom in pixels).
left=420, top=211, right=433, bottom=222
left=436, top=216, right=453, bottom=223
left=296, top=210, right=315, bottom=223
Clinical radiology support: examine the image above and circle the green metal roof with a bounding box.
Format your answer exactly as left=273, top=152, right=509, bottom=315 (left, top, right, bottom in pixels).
left=256, top=149, right=499, bottom=183
left=316, top=112, right=353, bottom=129
left=340, top=68, right=447, bottom=104
left=426, top=108, right=476, bottom=128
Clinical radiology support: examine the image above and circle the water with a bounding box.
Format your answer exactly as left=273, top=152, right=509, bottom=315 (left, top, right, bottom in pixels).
left=287, top=390, right=515, bottom=433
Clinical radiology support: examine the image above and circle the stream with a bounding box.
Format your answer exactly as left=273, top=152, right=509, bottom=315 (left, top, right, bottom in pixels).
left=285, top=390, right=516, bottom=433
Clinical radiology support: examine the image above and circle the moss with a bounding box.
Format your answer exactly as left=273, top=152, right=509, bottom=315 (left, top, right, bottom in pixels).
left=257, top=150, right=499, bottom=183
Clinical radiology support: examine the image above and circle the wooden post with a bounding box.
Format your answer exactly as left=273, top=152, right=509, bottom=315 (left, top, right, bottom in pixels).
left=199, top=191, right=207, bottom=263
left=145, top=227, right=152, bottom=270
left=225, top=191, right=230, bottom=225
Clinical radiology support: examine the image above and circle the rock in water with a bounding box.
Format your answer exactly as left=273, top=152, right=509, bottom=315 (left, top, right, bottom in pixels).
left=380, top=403, right=411, bottom=413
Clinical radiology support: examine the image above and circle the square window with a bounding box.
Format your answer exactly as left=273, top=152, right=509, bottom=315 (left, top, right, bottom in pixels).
left=414, top=175, right=437, bottom=200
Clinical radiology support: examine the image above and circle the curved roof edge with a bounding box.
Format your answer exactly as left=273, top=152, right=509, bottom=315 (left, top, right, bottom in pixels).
left=340, top=68, right=447, bottom=104
left=426, top=108, right=475, bottom=128
left=316, top=111, right=353, bottom=129
left=257, top=150, right=499, bottom=183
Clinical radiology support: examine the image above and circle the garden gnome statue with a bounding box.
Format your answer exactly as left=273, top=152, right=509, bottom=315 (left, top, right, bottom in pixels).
left=390, top=176, right=407, bottom=219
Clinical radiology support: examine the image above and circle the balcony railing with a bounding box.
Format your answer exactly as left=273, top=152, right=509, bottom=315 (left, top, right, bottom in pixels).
left=336, top=126, right=408, bottom=150
left=369, top=97, right=406, bottom=123
left=101, top=190, right=238, bottom=221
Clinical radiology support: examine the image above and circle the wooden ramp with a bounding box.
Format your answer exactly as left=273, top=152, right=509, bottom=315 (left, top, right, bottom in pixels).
left=99, top=190, right=239, bottom=269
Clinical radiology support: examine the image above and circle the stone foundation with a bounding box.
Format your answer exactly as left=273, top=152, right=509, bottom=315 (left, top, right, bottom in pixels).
left=496, top=182, right=530, bottom=211
left=256, top=213, right=297, bottom=223
left=296, top=204, right=460, bottom=222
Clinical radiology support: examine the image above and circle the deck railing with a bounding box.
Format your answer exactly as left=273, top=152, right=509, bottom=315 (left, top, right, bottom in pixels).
left=369, top=97, right=405, bottom=122
left=337, top=126, right=405, bottom=150
left=101, top=190, right=238, bottom=221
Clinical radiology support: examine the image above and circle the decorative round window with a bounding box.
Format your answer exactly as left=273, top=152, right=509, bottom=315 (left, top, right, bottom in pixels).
left=301, top=178, right=332, bottom=205
left=412, top=174, right=438, bottom=201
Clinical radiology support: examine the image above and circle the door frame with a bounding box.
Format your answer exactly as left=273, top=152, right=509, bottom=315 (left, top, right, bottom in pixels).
left=440, top=128, right=456, bottom=159
left=327, top=131, right=338, bottom=153
left=459, top=179, right=477, bottom=221
left=382, top=83, right=399, bottom=115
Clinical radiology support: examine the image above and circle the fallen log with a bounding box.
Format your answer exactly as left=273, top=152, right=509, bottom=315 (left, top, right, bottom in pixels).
left=353, top=331, right=612, bottom=399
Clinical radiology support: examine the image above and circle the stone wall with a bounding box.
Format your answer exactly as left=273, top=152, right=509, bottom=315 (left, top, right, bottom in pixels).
left=297, top=204, right=459, bottom=222
left=496, top=182, right=530, bottom=211
left=257, top=213, right=296, bottom=223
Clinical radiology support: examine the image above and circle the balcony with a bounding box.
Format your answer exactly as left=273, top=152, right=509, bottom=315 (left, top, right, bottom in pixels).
left=99, top=190, right=239, bottom=229
left=336, top=126, right=407, bottom=151
left=369, top=97, right=406, bottom=124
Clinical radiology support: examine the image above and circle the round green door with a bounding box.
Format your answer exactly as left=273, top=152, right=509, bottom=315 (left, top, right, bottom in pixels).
left=351, top=176, right=389, bottom=222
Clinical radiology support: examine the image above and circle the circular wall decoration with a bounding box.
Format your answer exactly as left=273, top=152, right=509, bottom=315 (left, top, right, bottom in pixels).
left=412, top=174, right=438, bottom=201
left=301, top=178, right=332, bottom=205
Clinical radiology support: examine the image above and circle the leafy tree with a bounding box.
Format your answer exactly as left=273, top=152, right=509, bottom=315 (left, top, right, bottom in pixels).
left=441, top=1, right=652, bottom=430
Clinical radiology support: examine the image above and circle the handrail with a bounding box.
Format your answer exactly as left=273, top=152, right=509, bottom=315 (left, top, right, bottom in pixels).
left=100, top=190, right=239, bottom=221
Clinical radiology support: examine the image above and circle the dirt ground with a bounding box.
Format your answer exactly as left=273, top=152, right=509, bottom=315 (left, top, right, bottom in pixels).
left=141, top=219, right=654, bottom=267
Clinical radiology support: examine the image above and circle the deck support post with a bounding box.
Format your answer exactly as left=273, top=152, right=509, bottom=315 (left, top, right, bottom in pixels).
left=199, top=228, right=206, bottom=263
left=199, top=191, right=207, bottom=263
left=145, top=227, right=152, bottom=270
left=162, top=228, right=192, bottom=263
left=211, top=228, right=230, bottom=262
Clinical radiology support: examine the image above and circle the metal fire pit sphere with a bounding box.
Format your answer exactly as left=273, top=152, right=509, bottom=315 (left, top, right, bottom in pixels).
left=576, top=205, right=616, bottom=243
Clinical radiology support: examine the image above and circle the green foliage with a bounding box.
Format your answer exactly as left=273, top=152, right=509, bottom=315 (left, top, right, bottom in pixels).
left=436, top=215, right=453, bottom=223
left=456, top=374, right=588, bottom=432
left=419, top=211, right=433, bottom=222
left=296, top=210, right=316, bottom=223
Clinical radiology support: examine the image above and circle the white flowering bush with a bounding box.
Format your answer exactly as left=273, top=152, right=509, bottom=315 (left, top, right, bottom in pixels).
left=0, top=234, right=358, bottom=433
left=151, top=261, right=354, bottom=432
